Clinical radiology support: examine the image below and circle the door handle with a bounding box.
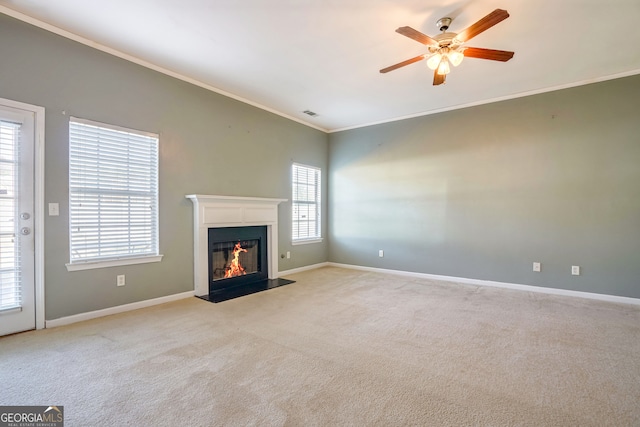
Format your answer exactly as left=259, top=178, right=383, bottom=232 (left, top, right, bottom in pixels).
left=20, top=227, right=31, bottom=235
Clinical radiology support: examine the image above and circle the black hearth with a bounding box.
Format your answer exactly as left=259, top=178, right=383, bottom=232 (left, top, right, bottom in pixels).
left=199, top=225, right=294, bottom=303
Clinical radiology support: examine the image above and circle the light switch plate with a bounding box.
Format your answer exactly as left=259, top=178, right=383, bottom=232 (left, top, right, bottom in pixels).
left=48, top=203, right=59, bottom=216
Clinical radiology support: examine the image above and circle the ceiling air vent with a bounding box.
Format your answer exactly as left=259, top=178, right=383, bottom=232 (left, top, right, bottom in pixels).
left=303, top=110, right=319, bottom=117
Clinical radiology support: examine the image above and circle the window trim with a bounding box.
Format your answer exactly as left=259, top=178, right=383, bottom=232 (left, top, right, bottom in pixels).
left=66, top=117, right=162, bottom=271
left=291, top=237, right=323, bottom=246
left=291, top=162, right=322, bottom=244
left=65, top=254, right=163, bottom=272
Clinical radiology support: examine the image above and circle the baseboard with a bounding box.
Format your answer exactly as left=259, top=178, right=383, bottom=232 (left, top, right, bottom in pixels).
left=328, top=263, right=640, bottom=306
left=279, top=262, right=330, bottom=277
left=45, top=291, right=195, bottom=328
left=43, top=264, right=639, bottom=329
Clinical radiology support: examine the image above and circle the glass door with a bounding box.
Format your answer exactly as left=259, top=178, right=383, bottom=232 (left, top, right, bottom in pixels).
left=0, top=103, right=35, bottom=336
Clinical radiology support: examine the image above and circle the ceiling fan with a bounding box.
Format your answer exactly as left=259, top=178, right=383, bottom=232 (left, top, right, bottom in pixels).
left=380, top=9, right=514, bottom=85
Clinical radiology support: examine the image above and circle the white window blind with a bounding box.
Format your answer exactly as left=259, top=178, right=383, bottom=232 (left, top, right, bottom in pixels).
left=292, top=163, right=321, bottom=242
left=69, top=117, right=159, bottom=264
left=0, top=120, right=22, bottom=309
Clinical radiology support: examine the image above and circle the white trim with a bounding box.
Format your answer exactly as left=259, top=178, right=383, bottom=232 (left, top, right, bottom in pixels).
left=34, top=103, right=45, bottom=330
left=329, top=263, right=640, bottom=306
left=292, top=238, right=324, bottom=245
left=66, top=254, right=164, bottom=271
left=186, top=194, right=287, bottom=204
left=0, top=5, right=327, bottom=133
left=329, top=68, right=640, bottom=133
left=0, top=97, right=46, bottom=330
left=45, top=291, right=194, bottom=328
left=292, top=162, right=321, bottom=173
left=279, top=262, right=330, bottom=277
left=70, top=115, right=159, bottom=138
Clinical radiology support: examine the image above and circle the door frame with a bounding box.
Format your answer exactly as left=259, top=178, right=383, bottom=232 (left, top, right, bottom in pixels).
left=1, top=97, right=45, bottom=330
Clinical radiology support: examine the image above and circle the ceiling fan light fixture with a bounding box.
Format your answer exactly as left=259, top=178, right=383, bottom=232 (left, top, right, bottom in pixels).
left=380, top=9, right=514, bottom=85
left=426, top=53, right=442, bottom=70
left=437, top=58, right=451, bottom=75
left=448, top=49, right=464, bottom=67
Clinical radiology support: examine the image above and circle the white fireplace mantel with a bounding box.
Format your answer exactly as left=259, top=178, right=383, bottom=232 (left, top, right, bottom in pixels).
left=186, top=194, right=287, bottom=296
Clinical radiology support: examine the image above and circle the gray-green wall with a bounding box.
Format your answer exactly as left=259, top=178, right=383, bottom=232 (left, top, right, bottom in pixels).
left=0, top=14, right=328, bottom=319
left=329, top=75, right=640, bottom=299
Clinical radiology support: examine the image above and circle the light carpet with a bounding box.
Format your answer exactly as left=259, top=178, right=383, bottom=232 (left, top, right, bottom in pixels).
left=1, top=267, right=639, bottom=426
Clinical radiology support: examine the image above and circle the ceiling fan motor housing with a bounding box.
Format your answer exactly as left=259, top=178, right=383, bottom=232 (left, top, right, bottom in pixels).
left=436, top=17, right=452, bottom=31
left=431, top=32, right=462, bottom=52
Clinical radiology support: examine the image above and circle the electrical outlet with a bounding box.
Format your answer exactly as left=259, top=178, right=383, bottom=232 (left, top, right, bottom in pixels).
left=379, top=250, right=384, bottom=258
left=533, top=262, right=541, bottom=272
left=117, top=275, right=126, bottom=286
left=571, top=266, right=580, bottom=276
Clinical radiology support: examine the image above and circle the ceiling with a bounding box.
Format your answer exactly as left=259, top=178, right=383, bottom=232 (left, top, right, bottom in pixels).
left=1, top=0, right=640, bottom=132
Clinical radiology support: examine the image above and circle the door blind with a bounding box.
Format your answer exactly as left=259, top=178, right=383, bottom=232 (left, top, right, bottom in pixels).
left=0, top=120, right=22, bottom=310
left=69, top=118, right=159, bottom=263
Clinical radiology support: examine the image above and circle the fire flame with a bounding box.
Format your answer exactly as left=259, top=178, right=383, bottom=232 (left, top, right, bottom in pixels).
left=224, top=242, right=247, bottom=278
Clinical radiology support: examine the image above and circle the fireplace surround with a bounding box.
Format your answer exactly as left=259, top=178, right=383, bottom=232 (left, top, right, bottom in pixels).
left=186, top=195, right=289, bottom=300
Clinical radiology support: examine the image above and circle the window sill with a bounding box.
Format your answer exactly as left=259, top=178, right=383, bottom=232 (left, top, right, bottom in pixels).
left=292, top=238, right=323, bottom=246
left=66, top=254, right=164, bottom=272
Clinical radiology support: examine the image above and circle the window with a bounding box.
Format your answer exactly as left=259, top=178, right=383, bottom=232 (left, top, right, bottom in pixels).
left=292, top=163, right=322, bottom=243
left=67, top=117, right=161, bottom=270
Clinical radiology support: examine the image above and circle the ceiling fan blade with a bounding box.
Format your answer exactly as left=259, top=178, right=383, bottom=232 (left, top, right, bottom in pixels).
left=380, top=54, right=426, bottom=73
left=454, top=9, right=509, bottom=43
left=433, top=71, right=446, bottom=86
left=396, top=26, right=439, bottom=47
left=463, top=47, right=514, bottom=61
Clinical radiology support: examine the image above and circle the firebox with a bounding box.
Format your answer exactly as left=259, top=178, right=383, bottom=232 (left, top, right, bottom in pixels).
left=208, top=226, right=268, bottom=294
